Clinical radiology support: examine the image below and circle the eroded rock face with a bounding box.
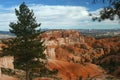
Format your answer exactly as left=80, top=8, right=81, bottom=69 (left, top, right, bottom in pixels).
left=0, top=30, right=120, bottom=79
left=0, top=56, right=14, bottom=69
left=0, top=56, right=14, bottom=80
left=0, top=43, right=14, bottom=80
left=0, top=43, right=14, bottom=69
left=42, top=30, right=120, bottom=64
left=42, top=30, right=120, bottom=79
left=42, top=30, right=85, bottom=60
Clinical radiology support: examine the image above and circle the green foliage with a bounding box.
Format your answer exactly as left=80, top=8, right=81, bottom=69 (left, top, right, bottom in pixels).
left=39, top=68, right=58, bottom=77
left=93, top=53, right=120, bottom=75
left=1, top=68, right=15, bottom=76
left=2, top=2, right=47, bottom=80
left=91, top=0, right=120, bottom=21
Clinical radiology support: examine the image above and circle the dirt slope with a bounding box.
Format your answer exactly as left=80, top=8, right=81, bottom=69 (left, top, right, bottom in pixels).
left=47, top=59, right=105, bottom=80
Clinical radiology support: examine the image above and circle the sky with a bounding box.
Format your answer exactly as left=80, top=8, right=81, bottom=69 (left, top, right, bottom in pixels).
left=0, top=0, right=119, bottom=31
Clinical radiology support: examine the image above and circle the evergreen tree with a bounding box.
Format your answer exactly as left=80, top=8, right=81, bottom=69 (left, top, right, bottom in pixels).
left=2, top=2, right=46, bottom=80
left=91, top=0, right=120, bottom=21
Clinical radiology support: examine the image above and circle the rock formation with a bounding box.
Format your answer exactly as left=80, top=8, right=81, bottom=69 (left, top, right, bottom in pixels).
left=0, top=30, right=120, bottom=79
left=41, top=30, right=120, bottom=79
left=0, top=43, right=14, bottom=80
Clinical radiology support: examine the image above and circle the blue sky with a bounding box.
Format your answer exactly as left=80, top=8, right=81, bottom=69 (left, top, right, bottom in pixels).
left=0, top=0, right=119, bottom=31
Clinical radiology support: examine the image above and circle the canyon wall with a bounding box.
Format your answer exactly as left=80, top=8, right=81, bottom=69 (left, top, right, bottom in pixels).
left=42, top=30, right=85, bottom=60
left=42, top=30, right=120, bottom=64
left=41, top=30, right=120, bottom=79
left=0, top=43, right=14, bottom=79
left=0, top=56, right=14, bottom=69
left=0, top=30, right=120, bottom=79
left=0, top=56, right=14, bottom=79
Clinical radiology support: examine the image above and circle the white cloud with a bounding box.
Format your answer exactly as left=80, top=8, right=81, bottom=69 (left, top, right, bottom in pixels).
left=0, top=4, right=119, bottom=30
left=29, top=5, right=90, bottom=28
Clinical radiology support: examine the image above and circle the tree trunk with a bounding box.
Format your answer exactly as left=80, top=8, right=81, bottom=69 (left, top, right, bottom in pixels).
left=26, top=63, right=29, bottom=80
left=26, top=71, right=29, bottom=80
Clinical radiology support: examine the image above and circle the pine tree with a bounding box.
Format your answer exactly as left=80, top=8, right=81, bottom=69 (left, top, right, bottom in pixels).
left=91, top=0, right=120, bottom=21
left=2, top=2, right=46, bottom=80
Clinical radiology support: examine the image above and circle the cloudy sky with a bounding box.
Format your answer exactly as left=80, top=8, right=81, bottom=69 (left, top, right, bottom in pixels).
left=0, top=0, right=119, bottom=31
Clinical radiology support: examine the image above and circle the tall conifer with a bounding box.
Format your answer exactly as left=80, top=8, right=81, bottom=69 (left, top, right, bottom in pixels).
left=2, top=2, right=46, bottom=80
